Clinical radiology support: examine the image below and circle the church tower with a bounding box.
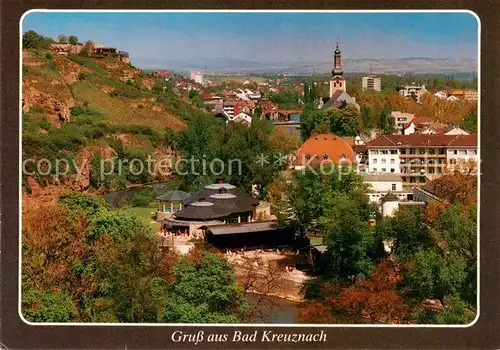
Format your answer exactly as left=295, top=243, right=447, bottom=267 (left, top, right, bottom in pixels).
left=329, top=41, right=346, bottom=97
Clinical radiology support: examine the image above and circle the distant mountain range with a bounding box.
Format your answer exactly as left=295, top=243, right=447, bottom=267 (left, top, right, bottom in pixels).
left=134, top=56, right=477, bottom=75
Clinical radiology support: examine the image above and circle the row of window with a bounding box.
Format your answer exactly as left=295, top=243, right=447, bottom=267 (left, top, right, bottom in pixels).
left=372, top=158, right=396, bottom=164
left=304, top=154, right=347, bottom=161
left=372, top=167, right=444, bottom=174
left=448, top=149, right=477, bottom=155
left=370, top=150, right=398, bottom=155
left=371, top=148, right=477, bottom=155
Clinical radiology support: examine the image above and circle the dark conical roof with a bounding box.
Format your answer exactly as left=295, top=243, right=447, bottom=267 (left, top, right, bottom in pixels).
left=156, top=190, right=190, bottom=202
left=381, top=192, right=399, bottom=203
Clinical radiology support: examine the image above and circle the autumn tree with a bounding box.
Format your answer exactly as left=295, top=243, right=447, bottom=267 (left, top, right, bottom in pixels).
left=299, top=259, right=409, bottom=324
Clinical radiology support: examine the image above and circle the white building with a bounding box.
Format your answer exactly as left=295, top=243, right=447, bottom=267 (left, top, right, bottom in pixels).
left=391, top=111, right=415, bottom=135
left=189, top=71, right=204, bottom=85
left=399, top=84, right=426, bottom=103
left=446, top=95, right=460, bottom=102
left=366, top=134, right=478, bottom=185
left=361, top=173, right=413, bottom=204
left=362, top=76, right=382, bottom=92
left=434, top=91, right=448, bottom=99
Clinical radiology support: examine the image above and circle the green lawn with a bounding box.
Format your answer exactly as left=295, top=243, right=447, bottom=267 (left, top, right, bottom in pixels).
left=121, top=204, right=160, bottom=230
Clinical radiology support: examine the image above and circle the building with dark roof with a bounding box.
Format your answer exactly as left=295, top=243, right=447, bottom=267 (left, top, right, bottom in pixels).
left=157, top=183, right=260, bottom=237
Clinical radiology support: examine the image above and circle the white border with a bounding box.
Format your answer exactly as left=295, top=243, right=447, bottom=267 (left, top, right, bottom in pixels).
left=18, top=9, right=481, bottom=328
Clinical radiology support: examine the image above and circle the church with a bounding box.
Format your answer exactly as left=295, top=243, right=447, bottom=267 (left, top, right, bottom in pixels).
left=319, top=42, right=360, bottom=111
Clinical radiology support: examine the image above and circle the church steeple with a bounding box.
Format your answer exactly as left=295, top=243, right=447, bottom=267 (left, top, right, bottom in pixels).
left=332, top=41, right=343, bottom=76
left=329, top=41, right=346, bottom=97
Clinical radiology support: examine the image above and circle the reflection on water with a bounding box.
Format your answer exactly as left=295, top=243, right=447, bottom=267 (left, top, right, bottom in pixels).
left=244, top=294, right=300, bottom=324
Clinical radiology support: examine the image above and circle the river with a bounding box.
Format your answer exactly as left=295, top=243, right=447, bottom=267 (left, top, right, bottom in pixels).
left=244, top=294, right=300, bottom=324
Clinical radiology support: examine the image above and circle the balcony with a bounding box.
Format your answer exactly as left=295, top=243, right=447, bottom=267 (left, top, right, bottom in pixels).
left=399, top=153, right=446, bottom=158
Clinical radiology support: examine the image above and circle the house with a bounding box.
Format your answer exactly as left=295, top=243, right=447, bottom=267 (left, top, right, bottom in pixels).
left=447, top=95, right=460, bottom=102
left=157, top=182, right=261, bottom=238
left=434, top=91, right=448, bottom=99
left=190, top=71, right=204, bottom=85
left=391, top=111, right=415, bottom=135
left=361, top=173, right=413, bottom=204
left=399, top=84, right=426, bottom=103
left=366, top=134, right=477, bottom=185
left=464, top=90, right=478, bottom=101
left=232, top=112, right=252, bottom=126
left=94, top=47, right=118, bottom=56
left=380, top=192, right=425, bottom=217
left=223, top=99, right=237, bottom=117
left=403, top=117, right=438, bottom=135
left=448, top=89, right=465, bottom=99
left=295, top=133, right=356, bottom=170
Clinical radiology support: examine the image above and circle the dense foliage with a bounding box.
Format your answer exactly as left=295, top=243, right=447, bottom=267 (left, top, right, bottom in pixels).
left=21, top=193, right=245, bottom=323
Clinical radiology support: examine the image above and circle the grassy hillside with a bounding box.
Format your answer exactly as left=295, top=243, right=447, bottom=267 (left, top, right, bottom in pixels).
left=21, top=49, right=212, bottom=191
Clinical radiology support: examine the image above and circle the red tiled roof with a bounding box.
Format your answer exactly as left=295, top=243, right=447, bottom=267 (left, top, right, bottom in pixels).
left=296, top=133, right=356, bottom=166
left=366, top=134, right=477, bottom=148
left=404, top=117, right=435, bottom=129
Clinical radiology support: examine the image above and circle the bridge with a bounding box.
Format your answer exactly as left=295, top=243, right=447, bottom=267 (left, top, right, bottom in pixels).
left=261, top=108, right=303, bottom=122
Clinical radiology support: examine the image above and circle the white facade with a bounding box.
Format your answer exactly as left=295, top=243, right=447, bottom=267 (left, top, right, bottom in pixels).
left=399, top=84, right=426, bottom=103
left=362, top=76, right=382, bottom=91
left=189, top=71, right=204, bottom=85
left=446, top=148, right=478, bottom=173
left=382, top=200, right=399, bottom=217
left=367, top=149, right=401, bottom=174
left=230, top=112, right=252, bottom=124
left=447, top=95, right=460, bottom=102
left=434, top=91, right=448, bottom=99
left=392, top=111, right=415, bottom=135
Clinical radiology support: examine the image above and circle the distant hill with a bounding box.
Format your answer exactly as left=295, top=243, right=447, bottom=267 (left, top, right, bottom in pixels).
left=135, top=56, right=477, bottom=75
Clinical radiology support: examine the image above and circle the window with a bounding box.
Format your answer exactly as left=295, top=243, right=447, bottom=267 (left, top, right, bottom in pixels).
left=305, top=154, right=311, bottom=160
left=428, top=168, right=435, bottom=174
left=419, top=148, right=426, bottom=154
left=459, top=150, right=467, bottom=155
left=323, top=154, right=329, bottom=160
left=439, top=148, right=446, bottom=154
left=392, top=184, right=397, bottom=191
left=453, top=150, right=458, bottom=155
left=429, top=148, right=435, bottom=154
left=371, top=150, right=379, bottom=155
left=390, top=150, right=398, bottom=154
left=390, top=168, right=395, bottom=173
left=373, top=159, right=378, bottom=164
left=373, top=168, right=378, bottom=172
left=449, top=159, right=457, bottom=165
left=473, top=150, right=478, bottom=155
left=400, top=148, right=407, bottom=154
left=409, top=148, right=416, bottom=154
left=390, top=159, right=395, bottom=164
left=381, top=159, right=386, bottom=164
left=381, top=168, right=386, bottom=172
left=381, top=150, right=388, bottom=155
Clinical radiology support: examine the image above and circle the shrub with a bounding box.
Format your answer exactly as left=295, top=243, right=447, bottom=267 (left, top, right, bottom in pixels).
left=45, top=53, right=53, bottom=60
left=131, top=191, right=152, bottom=207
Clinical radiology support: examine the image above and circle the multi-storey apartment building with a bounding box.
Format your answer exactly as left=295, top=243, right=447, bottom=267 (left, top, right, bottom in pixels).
left=362, top=76, right=382, bottom=92
left=399, top=84, right=426, bottom=103
left=366, top=134, right=477, bottom=185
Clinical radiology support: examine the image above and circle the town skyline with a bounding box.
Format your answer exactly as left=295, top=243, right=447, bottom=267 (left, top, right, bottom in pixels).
left=22, top=11, right=479, bottom=69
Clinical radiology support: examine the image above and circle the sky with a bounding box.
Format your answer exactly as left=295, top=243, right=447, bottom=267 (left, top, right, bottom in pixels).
left=22, top=11, right=479, bottom=65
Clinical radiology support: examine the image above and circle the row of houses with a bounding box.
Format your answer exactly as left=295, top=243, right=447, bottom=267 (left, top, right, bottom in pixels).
left=399, top=84, right=478, bottom=103
left=391, top=111, right=470, bottom=136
